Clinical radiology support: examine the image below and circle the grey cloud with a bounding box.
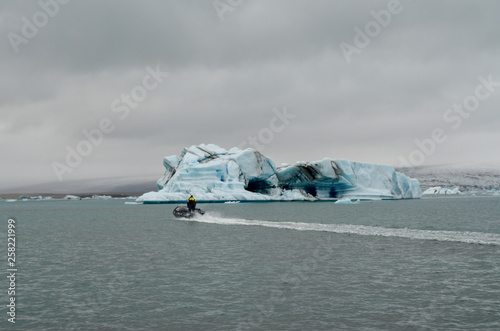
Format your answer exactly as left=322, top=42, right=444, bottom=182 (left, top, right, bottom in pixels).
left=1, top=0, right=500, bottom=190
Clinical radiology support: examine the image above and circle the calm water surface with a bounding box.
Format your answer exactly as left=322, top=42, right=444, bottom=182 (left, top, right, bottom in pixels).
left=0, top=197, right=499, bottom=330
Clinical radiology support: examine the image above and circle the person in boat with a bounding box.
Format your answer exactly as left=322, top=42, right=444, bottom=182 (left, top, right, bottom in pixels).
left=187, top=195, right=196, bottom=212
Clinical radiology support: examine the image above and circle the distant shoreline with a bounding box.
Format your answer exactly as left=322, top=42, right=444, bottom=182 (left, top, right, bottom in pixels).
left=0, top=192, right=145, bottom=199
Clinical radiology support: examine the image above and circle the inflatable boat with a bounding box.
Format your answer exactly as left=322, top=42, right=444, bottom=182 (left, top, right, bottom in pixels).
left=173, top=206, right=205, bottom=218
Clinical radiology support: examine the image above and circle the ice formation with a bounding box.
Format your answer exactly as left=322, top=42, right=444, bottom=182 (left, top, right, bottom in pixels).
left=335, top=198, right=360, bottom=204
left=137, top=144, right=421, bottom=202
left=422, top=186, right=461, bottom=195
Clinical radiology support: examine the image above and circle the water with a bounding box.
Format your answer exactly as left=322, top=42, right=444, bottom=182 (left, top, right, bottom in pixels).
left=1, top=197, right=499, bottom=330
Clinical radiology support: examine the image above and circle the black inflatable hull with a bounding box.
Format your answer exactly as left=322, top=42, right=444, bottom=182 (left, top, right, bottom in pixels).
left=173, top=206, right=205, bottom=218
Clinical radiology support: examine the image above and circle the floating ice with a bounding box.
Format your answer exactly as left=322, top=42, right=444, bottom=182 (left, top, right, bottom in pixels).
left=422, top=186, right=461, bottom=195
left=91, top=195, right=112, bottom=200
left=335, top=198, right=360, bottom=204
left=138, top=144, right=421, bottom=202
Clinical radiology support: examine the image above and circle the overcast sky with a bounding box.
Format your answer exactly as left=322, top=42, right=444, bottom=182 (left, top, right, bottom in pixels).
left=1, top=0, right=500, bottom=191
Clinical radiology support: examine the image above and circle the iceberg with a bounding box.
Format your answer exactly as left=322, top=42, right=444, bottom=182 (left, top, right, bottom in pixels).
left=335, top=198, right=360, bottom=204
left=137, top=144, right=421, bottom=202
left=91, top=195, right=113, bottom=200
left=422, top=186, right=461, bottom=195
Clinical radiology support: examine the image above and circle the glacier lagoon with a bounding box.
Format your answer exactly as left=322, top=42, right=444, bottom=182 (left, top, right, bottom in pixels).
left=3, top=145, right=499, bottom=330
left=138, top=144, right=421, bottom=202
left=1, top=196, right=499, bottom=330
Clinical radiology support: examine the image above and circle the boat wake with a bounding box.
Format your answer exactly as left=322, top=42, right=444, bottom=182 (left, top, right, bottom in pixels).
left=183, top=213, right=500, bottom=246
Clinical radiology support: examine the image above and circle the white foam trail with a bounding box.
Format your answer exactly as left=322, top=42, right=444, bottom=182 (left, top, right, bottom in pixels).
left=184, top=213, right=500, bottom=246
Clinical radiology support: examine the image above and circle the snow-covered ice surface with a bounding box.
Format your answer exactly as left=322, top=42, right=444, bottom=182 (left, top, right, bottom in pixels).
left=137, top=144, right=421, bottom=202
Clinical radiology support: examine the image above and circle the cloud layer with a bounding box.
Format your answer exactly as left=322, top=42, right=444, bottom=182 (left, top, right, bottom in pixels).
left=1, top=0, right=500, bottom=190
